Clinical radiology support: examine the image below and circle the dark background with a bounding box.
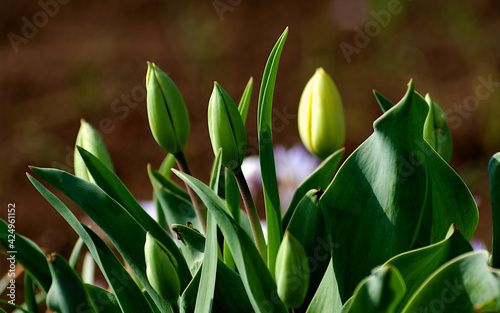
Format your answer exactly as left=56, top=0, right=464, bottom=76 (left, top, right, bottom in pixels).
left=1, top=0, right=499, bottom=270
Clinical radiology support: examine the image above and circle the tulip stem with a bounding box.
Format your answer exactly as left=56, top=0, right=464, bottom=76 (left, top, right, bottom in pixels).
left=232, top=166, right=267, bottom=263
left=175, top=152, right=207, bottom=233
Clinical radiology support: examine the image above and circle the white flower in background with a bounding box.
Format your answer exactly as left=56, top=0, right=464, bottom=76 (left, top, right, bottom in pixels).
left=242, top=144, right=319, bottom=211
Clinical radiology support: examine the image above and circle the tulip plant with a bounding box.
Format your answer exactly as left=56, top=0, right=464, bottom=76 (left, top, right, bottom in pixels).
left=2, top=27, right=500, bottom=313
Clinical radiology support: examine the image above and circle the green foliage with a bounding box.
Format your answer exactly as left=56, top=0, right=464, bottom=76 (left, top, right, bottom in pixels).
left=1, top=28, right=498, bottom=313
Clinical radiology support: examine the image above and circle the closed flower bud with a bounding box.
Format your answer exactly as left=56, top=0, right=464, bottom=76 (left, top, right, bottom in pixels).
left=74, top=119, right=114, bottom=182
left=208, top=82, right=247, bottom=170
left=424, top=94, right=453, bottom=163
left=275, top=231, right=310, bottom=308
left=144, top=232, right=180, bottom=305
left=298, top=68, right=345, bottom=160
left=146, top=62, right=190, bottom=154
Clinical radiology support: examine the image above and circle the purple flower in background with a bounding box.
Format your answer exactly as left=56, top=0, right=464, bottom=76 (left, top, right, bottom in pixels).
left=242, top=144, right=319, bottom=212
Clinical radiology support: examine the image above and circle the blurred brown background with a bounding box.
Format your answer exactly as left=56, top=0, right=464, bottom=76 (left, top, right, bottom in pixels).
left=1, top=0, right=499, bottom=263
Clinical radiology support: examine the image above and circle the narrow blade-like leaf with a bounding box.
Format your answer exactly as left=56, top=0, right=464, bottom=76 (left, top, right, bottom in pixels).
left=257, top=27, right=288, bottom=275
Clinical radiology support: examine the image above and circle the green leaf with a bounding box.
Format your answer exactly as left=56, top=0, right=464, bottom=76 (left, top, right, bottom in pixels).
left=282, top=148, right=345, bottom=229
left=194, top=148, right=222, bottom=313
left=149, top=166, right=202, bottom=233
left=46, top=254, right=97, bottom=313
left=306, top=260, right=342, bottom=313
left=24, top=273, right=37, bottom=313
left=76, top=147, right=191, bottom=287
left=490, top=152, right=500, bottom=268
left=174, top=169, right=287, bottom=313
left=423, top=94, right=453, bottom=163
left=343, top=265, right=406, bottom=313
left=320, top=81, right=478, bottom=301
left=27, top=173, right=157, bottom=313
left=384, top=224, right=472, bottom=312
left=257, top=26, right=288, bottom=276
left=155, top=153, right=177, bottom=228
left=373, top=89, right=394, bottom=113
left=28, top=169, right=170, bottom=312
left=69, top=237, right=84, bottom=270
left=159, top=153, right=177, bottom=178
left=0, top=219, right=51, bottom=294
left=402, top=251, right=500, bottom=313
left=85, top=284, right=122, bottom=313
left=172, top=224, right=205, bottom=276
left=238, top=77, right=253, bottom=124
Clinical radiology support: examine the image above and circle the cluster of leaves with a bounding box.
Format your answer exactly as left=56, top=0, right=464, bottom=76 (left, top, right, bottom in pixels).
left=1, top=28, right=500, bottom=313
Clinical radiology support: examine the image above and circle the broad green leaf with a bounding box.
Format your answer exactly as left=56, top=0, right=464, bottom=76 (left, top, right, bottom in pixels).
left=238, top=77, right=253, bottom=124
left=27, top=173, right=157, bottom=313
left=0, top=219, right=51, bottom=294
left=286, top=189, right=331, bottom=309
left=282, top=148, right=345, bottom=229
left=149, top=166, right=202, bottom=233
left=342, top=265, right=406, bottom=313
left=402, top=251, right=500, bottom=313
left=174, top=169, right=287, bottom=313
left=257, top=26, right=288, bottom=275
left=384, top=224, right=472, bottom=312
left=46, top=254, right=97, bottom=313
left=173, top=224, right=205, bottom=275
left=77, top=146, right=191, bottom=288
left=28, top=169, right=171, bottom=313
left=413, top=146, right=478, bottom=246
left=490, top=152, right=500, bottom=268
left=306, top=260, right=342, bottom=313
left=85, top=284, right=122, bottom=313
left=320, top=81, right=478, bottom=301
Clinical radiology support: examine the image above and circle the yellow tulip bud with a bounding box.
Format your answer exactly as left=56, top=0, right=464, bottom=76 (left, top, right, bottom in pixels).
left=298, top=68, right=345, bottom=160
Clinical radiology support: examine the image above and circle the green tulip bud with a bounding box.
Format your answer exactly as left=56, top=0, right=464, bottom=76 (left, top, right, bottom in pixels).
left=144, top=232, right=180, bottom=305
left=275, top=231, right=310, bottom=308
left=74, top=119, right=114, bottom=182
left=146, top=62, right=190, bottom=154
left=298, top=68, right=346, bottom=160
left=424, top=94, right=453, bottom=163
left=208, top=82, right=247, bottom=170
